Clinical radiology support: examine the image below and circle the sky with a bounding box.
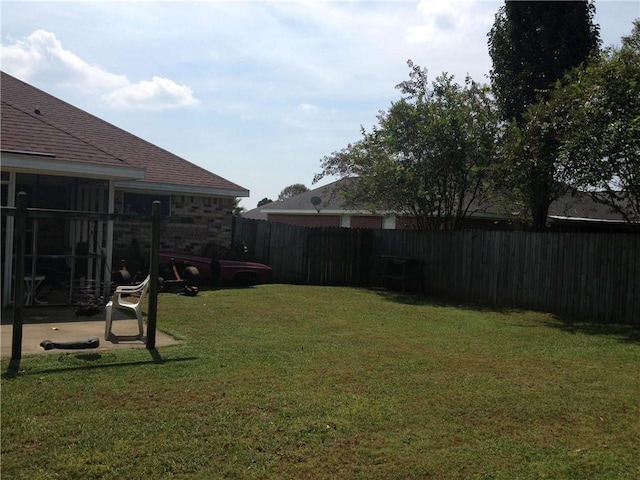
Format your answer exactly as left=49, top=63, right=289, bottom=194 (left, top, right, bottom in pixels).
left=1, top=1, right=638, bottom=210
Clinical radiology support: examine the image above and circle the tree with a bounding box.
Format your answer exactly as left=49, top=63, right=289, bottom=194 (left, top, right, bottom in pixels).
left=488, top=0, right=600, bottom=124
left=278, top=184, right=308, bottom=201
left=232, top=198, right=246, bottom=216
left=488, top=0, right=600, bottom=230
left=257, top=197, right=273, bottom=207
left=315, top=61, right=499, bottom=231
left=555, top=21, right=640, bottom=222
left=495, top=98, right=575, bottom=228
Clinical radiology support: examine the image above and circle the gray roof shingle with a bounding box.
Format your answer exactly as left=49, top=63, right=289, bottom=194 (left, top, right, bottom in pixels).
left=1, top=72, right=248, bottom=196
left=257, top=177, right=625, bottom=222
left=260, top=179, right=351, bottom=213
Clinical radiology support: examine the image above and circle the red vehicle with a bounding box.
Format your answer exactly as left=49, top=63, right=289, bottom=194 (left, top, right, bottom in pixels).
left=159, top=243, right=272, bottom=286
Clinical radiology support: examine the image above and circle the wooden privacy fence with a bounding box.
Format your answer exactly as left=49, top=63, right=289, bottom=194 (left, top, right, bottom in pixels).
left=372, top=230, right=639, bottom=324
left=234, top=219, right=639, bottom=324
left=233, top=219, right=372, bottom=285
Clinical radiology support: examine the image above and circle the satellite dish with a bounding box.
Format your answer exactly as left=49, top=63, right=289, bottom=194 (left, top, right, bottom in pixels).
left=310, top=196, right=322, bottom=212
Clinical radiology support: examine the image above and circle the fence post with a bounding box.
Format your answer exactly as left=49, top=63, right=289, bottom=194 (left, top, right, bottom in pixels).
left=146, top=201, right=161, bottom=350
left=10, top=192, right=28, bottom=370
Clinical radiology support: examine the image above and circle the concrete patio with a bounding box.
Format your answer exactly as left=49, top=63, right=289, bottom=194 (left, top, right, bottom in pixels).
left=1, top=306, right=181, bottom=357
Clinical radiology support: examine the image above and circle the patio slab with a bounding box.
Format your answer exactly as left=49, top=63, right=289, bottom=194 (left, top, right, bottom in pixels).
left=1, top=307, right=181, bottom=358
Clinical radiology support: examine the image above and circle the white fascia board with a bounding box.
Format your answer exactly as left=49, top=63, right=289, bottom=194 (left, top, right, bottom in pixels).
left=1, top=152, right=146, bottom=181
left=261, top=209, right=391, bottom=215
left=468, top=212, right=513, bottom=220
left=548, top=215, right=629, bottom=224
left=468, top=212, right=628, bottom=224
left=115, top=180, right=249, bottom=198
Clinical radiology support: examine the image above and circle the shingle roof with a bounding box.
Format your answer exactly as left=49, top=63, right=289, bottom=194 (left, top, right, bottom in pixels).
left=547, top=191, right=624, bottom=221
left=1, top=72, right=248, bottom=196
left=259, top=177, right=626, bottom=222
left=242, top=207, right=269, bottom=220
left=260, top=179, right=352, bottom=213
left=1, top=89, right=135, bottom=170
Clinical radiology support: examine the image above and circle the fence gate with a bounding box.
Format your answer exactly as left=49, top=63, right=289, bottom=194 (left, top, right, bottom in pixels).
left=305, top=228, right=372, bottom=286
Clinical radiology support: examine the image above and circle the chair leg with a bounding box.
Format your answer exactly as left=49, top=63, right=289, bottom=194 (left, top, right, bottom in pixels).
left=105, top=302, right=113, bottom=340
left=136, top=311, right=144, bottom=338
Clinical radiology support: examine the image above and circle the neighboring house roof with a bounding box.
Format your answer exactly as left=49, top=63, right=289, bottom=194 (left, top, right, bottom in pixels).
left=242, top=205, right=270, bottom=221
left=466, top=189, right=626, bottom=223
left=1, top=71, right=248, bottom=197
left=256, top=177, right=628, bottom=225
left=259, top=179, right=361, bottom=215
left=547, top=191, right=625, bottom=222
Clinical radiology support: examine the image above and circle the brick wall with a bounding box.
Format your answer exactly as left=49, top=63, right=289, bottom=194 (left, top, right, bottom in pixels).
left=113, top=191, right=234, bottom=273
left=268, top=214, right=341, bottom=228
left=351, top=215, right=383, bottom=229
left=267, top=213, right=388, bottom=229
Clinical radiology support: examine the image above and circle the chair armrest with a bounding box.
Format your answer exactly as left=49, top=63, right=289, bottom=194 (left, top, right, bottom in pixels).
left=114, top=284, right=142, bottom=294
left=113, top=275, right=151, bottom=295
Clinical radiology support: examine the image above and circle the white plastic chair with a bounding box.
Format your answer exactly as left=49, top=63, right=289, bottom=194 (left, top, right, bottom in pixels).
left=105, top=275, right=151, bottom=339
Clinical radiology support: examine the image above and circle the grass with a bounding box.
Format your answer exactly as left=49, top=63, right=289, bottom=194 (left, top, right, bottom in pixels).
left=2, top=284, right=639, bottom=479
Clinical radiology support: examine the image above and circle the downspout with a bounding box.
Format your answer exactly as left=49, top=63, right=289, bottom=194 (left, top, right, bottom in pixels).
left=2, top=172, right=16, bottom=308
left=104, top=180, right=115, bottom=300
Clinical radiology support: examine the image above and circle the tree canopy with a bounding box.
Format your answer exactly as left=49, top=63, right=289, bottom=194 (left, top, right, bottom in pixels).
left=488, top=0, right=600, bottom=124
left=315, top=61, right=499, bottom=231
left=232, top=198, right=246, bottom=216
left=278, top=184, right=309, bottom=201
left=313, top=6, right=637, bottom=231
left=257, top=197, right=273, bottom=208
left=554, top=20, right=640, bottom=222
left=488, top=0, right=600, bottom=230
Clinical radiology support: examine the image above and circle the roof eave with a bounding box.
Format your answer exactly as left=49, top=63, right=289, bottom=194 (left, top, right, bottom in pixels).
left=548, top=215, right=632, bottom=224
left=262, top=208, right=392, bottom=215
left=1, top=151, right=146, bottom=181
left=115, top=180, right=249, bottom=198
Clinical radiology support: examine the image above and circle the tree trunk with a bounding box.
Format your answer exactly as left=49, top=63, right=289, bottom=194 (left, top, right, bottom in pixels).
left=530, top=186, right=551, bottom=232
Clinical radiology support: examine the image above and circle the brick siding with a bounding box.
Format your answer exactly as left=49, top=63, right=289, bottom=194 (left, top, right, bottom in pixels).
left=351, top=215, right=383, bottom=229
left=267, top=214, right=385, bottom=229
left=113, top=191, right=234, bottom=273
left=267, top=214, right=341, bottom=228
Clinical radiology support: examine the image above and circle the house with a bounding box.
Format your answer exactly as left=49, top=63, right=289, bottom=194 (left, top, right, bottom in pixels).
left=1, top=71, right=248, bottom=307
left=246, top=179, right=397, bottom=229
left=246, top=178, right=633, bottom=232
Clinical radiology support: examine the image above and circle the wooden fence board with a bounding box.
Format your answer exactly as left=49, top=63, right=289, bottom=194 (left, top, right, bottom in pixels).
left=234, top=218, right=639, bottom=324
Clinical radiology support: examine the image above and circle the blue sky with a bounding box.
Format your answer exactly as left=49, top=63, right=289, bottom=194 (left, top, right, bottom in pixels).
left=2, top=1, right=638, bottom=209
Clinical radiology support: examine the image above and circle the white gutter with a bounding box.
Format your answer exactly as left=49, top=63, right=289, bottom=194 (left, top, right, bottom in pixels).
left=548, top=215, right=630, bottom=224
left=116, top=180, right=249, bottom=198
left=261, top=208, right=392, bottom=215
left=1, top=151, right=146, bottom=181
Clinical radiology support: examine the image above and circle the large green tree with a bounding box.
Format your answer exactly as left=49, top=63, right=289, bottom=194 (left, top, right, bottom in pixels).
left=556, top=21, right=640, bottom=222
left=496, top=97, right=574, bottom=227
left=278, top=184, right=309, bottom=201
left=488, top=0, right=600, bottom=124
left=488, top=1, right=600, bottom=230
left=315, top=61, right=499, bottom=231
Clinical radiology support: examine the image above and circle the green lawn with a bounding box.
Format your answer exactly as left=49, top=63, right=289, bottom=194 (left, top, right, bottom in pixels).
left=2, top=285, right=639, bottom=479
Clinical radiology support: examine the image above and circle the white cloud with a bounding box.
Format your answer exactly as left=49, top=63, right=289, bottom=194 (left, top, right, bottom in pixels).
left=408, top=0, right=491, bottom=44
left=1, top=29, right=199, bottom=110
left=105, top=77, right=199, bottom=111
left=2, top=1, right=634, bottom=209
left=298, top=103, right=317, bottom=112
left=1, top=30, right=127, bottom=92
